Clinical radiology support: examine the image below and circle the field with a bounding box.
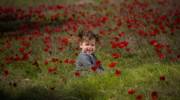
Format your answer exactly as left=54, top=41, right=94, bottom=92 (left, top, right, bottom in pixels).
left=0, top=0, right=180, bottom=100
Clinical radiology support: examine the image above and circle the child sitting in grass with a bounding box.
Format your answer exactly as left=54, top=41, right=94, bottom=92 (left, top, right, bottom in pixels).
left=75, top=31, right=104, bottom=73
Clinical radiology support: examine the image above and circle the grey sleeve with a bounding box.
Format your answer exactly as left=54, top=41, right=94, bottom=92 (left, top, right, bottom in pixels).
left=75, top=55, right=93, bottom=71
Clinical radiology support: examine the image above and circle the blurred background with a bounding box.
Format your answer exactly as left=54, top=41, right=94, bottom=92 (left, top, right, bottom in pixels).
left=0, top=0, right=180, bottom=100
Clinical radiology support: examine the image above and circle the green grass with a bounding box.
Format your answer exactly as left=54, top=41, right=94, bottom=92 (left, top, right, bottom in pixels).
left=1, top=63, right=180, bottom=100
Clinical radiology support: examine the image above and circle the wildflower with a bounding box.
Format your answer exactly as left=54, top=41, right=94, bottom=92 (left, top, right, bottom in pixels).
left=128, top=89, right=136, bottom=95
left=74, top=71, right=80, bottom=77
left=3, top=69, right=9, bottom=77
left=160, top=75, right=165, bottom=81
left=151, top=91, right=158, bottom=100
left=108, top=62, right=117, bottom=68
left=48, top=67, right=57, bottom=74
left=136, top=94, right=143, bottom=100
left=115, top=69, right=121, bottom=77
left=112, top=53, right=121, bottom=59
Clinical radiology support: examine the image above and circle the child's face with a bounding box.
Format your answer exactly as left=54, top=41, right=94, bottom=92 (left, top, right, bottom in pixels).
left=80, top=39, right=96, bottom=55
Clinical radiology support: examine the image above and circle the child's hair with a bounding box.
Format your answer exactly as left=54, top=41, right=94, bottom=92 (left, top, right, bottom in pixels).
left=78, top=31, right=99, bottom=42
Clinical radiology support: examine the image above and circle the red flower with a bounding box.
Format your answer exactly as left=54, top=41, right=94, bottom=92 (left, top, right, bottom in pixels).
left=166, top=48, right=173, bottom=54
left=91, top=66, right=98, bottom=72
left=155, top=44, right=164, bottom=49
left=20, top=41, right=30, bottom=48
left=170, top=58, right=177, bottom=62
left=150, top=28, right=159, bottom=36
left=111, top=41, right=118, bottom=49
left=57, top=37, right=69, bottom=46
left=91, top=60, right=101, bottom=72
left=14, top=54, right=20, bottom=61
left=136, top=94, right=143, bottom=100
left=57, top=4, right=64, bottom=9
left=100, top=16, right=109, bottom=23
left=160, top=75, right=165, bottom=81
left=54, top=26, right=61, bottom=32
left=3, top=69, right=9, bottom=77
left=158, top=53, right=165, bottom=59
left=118, top=41, right=128, bottom=48
left=138, top=30, right=147, bottom=36
left=108, top=62, right=117, bottom=68
left=116, top=19, right=122, bottom=27
left=150, top=40, right=158, bottom=46
left=113, top=36, right=119, bottom=41
left=115, top=69, right=121, bottom=77
left=156, top=0, right=167, bottom=5
left=118, top=32, right=125, bottom=37
left=64, top=59, right=69, bottom=64
left=51, top=57, right=59, bottom=63
left=48, top=67, right=57, bottom=73
left=74, top=71, right=80, bottom=77
left=112, top=53, right=121, bottom=59
left=22, top=53, right=29, bottom=61
left=44, top=60, right=49, bottom=65
left=58, top=47, right=64, bottom=51
left=159, top=15, right=167, bottom=21
left=99, top=30, right=106, bottom=35
left=43, top=35, right=52, bottom=50
left=151, top=91, right=158, bottom=100
left=128, top=89, right=136, bottom=95
left=177, top=54, right=180, bottom=59
left=126, top=48, right=130, bottom=52
left=69, top=59, right=75, bottom=64
left=51, top=13, right=59, bottom=21
left=4, top=40, right=11, bottom=49
left=44, top=47, right=49, bottom=52
left=4, top=56, right=13, bottom=64
left=0, top=48, right=4, bottom=52
left=61, top=37, right=69, bottom=46
left=170, top=28, right=175, bottom=34
left=19, top=47, right=25, bottom=53
left=45, top=26, right=52, bottom=34
left=95, top=60, right=101, bottom=66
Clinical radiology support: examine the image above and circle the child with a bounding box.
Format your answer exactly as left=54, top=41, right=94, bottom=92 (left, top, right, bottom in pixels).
left=75, top=31, right=104, bottom=72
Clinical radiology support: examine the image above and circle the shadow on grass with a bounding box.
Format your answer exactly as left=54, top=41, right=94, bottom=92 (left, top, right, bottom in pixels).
left=0, top=89, right=12, bottom=100
left=0, top=83, right=101, bottom=100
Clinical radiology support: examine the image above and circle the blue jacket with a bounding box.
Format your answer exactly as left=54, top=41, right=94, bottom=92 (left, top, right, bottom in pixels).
left=75, top=52, right=104, bottom=72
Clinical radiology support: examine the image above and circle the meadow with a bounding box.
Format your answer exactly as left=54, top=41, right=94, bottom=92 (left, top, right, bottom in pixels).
left=0, top=0, right=180, bottom=100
